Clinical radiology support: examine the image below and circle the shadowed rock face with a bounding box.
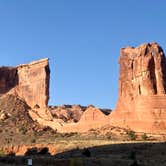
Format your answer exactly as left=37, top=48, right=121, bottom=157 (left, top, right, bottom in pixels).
left=0, top=59, right=50, bottom=108
left=111, top=43, right=166, bottom=132
left=0, top=67, right=18, bottom=94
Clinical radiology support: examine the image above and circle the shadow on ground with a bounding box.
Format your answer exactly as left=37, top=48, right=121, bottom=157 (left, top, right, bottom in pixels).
left=0, top=142, right=166, bottom=166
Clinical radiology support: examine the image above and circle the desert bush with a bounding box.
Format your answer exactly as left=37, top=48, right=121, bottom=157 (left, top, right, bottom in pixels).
left=82, top=148, right=91, bottom=157
left=5, top=137, right=11, bottom=144
left=7, top=152, right=15, bottom=157
left=25, top=147, right=38, bottom=156
left=30, top=138, right=36, bottom=143
left=19, top=126, right=27, bottom=134
left=38, top=147, right=49, bottom=155
left=105, top=131, right=112, bottom=139
left=25, top=147, right=50, bottom=156
left=62, top=132, right=78, bottom=138
left=10, top=116, right=16, bottom=122
left=127, top=130, right=137, bottom=140
left=0, top=149, right=5, bottom=157
left=141, top=133, right=148, bottom=141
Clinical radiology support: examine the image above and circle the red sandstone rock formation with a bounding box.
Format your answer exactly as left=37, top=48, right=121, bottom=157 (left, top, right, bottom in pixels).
left=29, top=105, right=110, bottom=133
left=79, top=106, right=109, bottom=123
left=1, top=45, right=166, bottom=134
left=50, top=105, right=86, bottom=122
left=57, top=106, right=110, bottom=132
left=110, top=43, right=166, bottom=133
left=17, top=58, right=50, bottom=108
left=0, top=58, right=50, bottom=108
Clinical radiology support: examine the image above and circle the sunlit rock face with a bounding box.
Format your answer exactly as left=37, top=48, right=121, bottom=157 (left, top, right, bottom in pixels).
left=17, top=59, right=50, bottom=108
left=110, top=43, right=166, bottom=133
left=0, top=58, right=50, bottom=108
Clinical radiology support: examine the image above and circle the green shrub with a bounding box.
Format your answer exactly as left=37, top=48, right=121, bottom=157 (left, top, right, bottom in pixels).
left=38, top=147, right=49, bottom=155
left=62, top=132, right=78, bottom=138
left=30, top=138, right=36, bottom=143
left=19, top=126, right=27, bottom=134
left=25, top=147, right=38, bottom=156
left=141, top=133, right=148, bottom=141
left=105, top=132, right=112, bottom=139
left=127, top=130, right=137, bottom=140
left=0, top=149, right=5, bottom=157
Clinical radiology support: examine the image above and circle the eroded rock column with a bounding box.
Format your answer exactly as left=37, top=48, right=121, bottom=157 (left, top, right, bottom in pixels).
left=17, top=58, right=50, bottom=108
left=111, top=43, right=166, bottom=133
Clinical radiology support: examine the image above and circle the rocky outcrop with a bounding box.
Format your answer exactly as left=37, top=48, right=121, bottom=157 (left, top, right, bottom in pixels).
left=110, top=43, right=166, bottom=133
left=1, top=45, right=166, bottom=134
left=29, top=105, right=111, bottom=133
left=16, top=58, right=50, bottom=108
left=0, top=94, right=52, bottom=145
left=50, top=105, right=86, bottom=122
left=0, top=58, right=50, bottom=108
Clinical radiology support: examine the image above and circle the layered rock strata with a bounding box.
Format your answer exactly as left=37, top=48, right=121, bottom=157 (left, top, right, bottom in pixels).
left=0, top=58, right=50, bottom=108
left=110, top=43, right=166, bottom=133
left=1, top=44, right=166, bottom=134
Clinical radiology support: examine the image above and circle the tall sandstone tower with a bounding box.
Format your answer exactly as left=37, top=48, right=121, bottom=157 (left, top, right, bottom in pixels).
left=110, top=43, right=166, bottom=133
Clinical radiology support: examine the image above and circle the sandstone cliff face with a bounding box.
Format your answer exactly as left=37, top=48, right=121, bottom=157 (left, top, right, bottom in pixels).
left=17, top=59, right=50, bottom=108
left=116, top=43, right=166, bottom=112
left=1, top=46, right=166, bottom=134
left=111, top=43, right=166, bottom=133
left=0, top=58, right=50, bottom=108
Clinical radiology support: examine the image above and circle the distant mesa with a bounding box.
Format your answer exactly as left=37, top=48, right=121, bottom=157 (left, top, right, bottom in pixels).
left=0, top=43, right=166, bottom=134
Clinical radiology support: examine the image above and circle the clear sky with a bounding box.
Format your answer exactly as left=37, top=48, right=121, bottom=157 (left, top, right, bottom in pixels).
left=0, top=0, right=166, bottom=109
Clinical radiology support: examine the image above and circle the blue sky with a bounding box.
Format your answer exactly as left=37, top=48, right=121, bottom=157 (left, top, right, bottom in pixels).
left=0, top=0, right=166, bottom=109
